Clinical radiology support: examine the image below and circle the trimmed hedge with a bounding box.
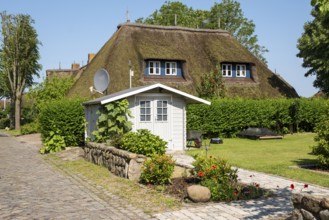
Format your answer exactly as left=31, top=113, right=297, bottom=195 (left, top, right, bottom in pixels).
left=39, top=98, right=85, bottom=147
left=187, top=98, right=328, bottom=137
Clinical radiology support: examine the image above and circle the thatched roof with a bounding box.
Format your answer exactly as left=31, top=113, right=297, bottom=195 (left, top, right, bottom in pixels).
left=67, top=22, right=299, bottom=99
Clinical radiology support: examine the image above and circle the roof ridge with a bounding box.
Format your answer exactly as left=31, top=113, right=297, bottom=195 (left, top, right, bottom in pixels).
left=117, top=22, right=231, bottom=36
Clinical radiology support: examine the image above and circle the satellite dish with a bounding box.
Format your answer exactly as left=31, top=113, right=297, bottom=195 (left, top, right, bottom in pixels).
left=94, top=68, right=110, bottom=92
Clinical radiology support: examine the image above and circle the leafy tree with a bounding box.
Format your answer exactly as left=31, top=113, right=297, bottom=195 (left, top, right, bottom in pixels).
left=138, top=0, right=268, bottom=63
left=0, top=12, right=41, bottom=129
left=197, top=65, right=225, bottom=99
left=208, top=0, right=268, bottom=63
left=297, top=3, right=329, bottom=95
left=27, top=76, right=75, bottom=115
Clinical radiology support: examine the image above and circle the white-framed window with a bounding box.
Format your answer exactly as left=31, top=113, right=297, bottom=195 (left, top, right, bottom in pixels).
left=156, top=100, right=168, bottom=121
left=236, top=64, right=246, bottom=77
left=149, top=61, right=160, bottom=75
left=165, top=62, right=177, bottom=75
left=221, top=64, right=232, bottom=77
left=140, top=100, right=151, bottom=122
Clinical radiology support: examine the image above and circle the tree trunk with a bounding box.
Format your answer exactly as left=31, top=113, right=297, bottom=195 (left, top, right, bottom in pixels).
left=15, top=94, right=21, bottom=130
left=9, top=100, right=15, bottom=129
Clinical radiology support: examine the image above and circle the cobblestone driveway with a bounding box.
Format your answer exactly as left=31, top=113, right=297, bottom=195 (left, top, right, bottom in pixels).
left=0, top=136, right=151, bottom=220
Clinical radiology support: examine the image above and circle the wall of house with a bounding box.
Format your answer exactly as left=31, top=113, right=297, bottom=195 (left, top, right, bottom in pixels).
left=84, top=104, right=100, bottom=141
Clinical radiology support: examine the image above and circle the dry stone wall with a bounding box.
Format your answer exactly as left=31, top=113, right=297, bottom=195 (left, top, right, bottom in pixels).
left=84, top=142, right=146, bottom=181
left=291, top=193, right=329, bottom=220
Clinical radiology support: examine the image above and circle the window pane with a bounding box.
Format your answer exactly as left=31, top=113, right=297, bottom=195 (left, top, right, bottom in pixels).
left=157, top=115, right=162, bottom=121
left=146, top=115, right=151, bottom=121
left=146, top=108, right=151, bottom=114
left=157, top=101, right=162, bottom=107
left=140, top=101, right=145, bottom=107
left=140, top=115, right=145, bottom=121
left=163, top=108, right=167, bottom=114
left=141, top=108, right=145, bottom=114
left=163, top=115, right=167, bottom=121
left=146, top=101, right=150, bottom=107
left=163, top=101, right=167, bottom=107
left=157, top=108, right=162, bottom=115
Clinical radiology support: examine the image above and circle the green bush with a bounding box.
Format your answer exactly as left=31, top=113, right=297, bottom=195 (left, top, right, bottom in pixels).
left=312, top=117, right=329, bottom=168
left=140, top=154, right=175, bottom=185
left=120, top=129, right=167, bottom=157
left=187, top=98, right=328, bottom=137
left=192, top=155, right=238, bottom=201
left=40, top=131, right=66, bottom=154
left=21, top=121, right=40, bottom=135
left=0, top=118, right=10, bottom=129
left=39, top=98, right=85, bottom=149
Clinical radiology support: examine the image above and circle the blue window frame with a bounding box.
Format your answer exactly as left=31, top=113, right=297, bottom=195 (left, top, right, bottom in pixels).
left=145, top=60, right=182, bottom=77
left=221, top=63, right=251, bottom=78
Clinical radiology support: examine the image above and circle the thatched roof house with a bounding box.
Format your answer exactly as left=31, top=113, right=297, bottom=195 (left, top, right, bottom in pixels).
left=67, top=22, right=298, bottom=99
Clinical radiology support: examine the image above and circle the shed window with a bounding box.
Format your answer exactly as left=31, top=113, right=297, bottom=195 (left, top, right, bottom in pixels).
left=156, top=101, right=168, bottom=121
left=140, top=100, right=151, bottom=121
left=149, top=61, right=160, bottom=75
left=236, top=64, right=246, bottom=77
left=165, top=62, right=177, bottom=75
left=222, top=64, right=232, bottom=77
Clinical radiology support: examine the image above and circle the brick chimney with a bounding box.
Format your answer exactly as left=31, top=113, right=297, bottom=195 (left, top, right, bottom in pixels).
left=88, top=53, right=95, bottom=64
left=71, top=63, right=80, bottom=70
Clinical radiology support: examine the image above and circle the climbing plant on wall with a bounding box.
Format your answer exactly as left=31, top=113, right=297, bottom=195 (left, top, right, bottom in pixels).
left=92, top=99, right=133, bottom=145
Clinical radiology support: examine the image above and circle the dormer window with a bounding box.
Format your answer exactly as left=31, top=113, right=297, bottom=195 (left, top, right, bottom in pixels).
left=236, top=64, right=246, bottom=77
left=145, top=60, right=183, bottom=78
left=149, top=61, right=160, bottom=75
left=222, top=64, right=232, bottom=77
left=165, top=62, right=177, bottom=75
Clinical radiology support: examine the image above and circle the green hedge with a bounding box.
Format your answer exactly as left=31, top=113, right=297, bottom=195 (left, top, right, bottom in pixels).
left=39, top=98, right=85, bottom=147
left=187, top=98, right=328, bottom=137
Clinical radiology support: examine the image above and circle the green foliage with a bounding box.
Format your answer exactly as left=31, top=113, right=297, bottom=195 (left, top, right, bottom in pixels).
left=312, top=107, right=329, bottom=168
left=39, top=98, right=85, bottom=149
left=187, top=98, right=328, bottom=137
left=197, top=66, right=225, bottom=99
left=92, top=99, right=133, bottom=144
left=21, top=121, right=40, bottom=135
left=297, top=3, right=329, bottom=95
left=120, top=129, right=167, bottom=157
left=140, top=154, right=175, bottom=185
left=27, top=76, right=75, bottom=116
left=138, top=0, right=267, bottom=63
left=39, top=131, right=66, bottom=154
left=192, top=155, right=238, bottom=201
left=0, top=117, right=9, bottom=129
left=0, top=12, right=41, bottom=129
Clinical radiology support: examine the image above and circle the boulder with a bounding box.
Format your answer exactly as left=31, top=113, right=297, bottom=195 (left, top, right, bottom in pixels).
left=187, top=185, right=211, bottom=203
left=320, top=210, right=329, bottom=220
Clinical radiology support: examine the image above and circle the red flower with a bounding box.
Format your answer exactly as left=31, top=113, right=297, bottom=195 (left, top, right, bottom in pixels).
left=198, top=171, right=205, bottom=177
left=255, top=183, right=260, bottom=188
left=234, top=190, right=239, bottom=196
left=304, top=184, right=309, bottom=188
left=212, top=165, right=217, bottom=169
left=290, top=184, right=295, bottom=190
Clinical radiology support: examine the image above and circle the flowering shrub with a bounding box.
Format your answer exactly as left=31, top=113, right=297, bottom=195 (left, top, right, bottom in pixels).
left=290, top=183, right=309, bottom=192
left=140, top=154, right=175, bottom=185
left=192, top=155, right=238, bottom=201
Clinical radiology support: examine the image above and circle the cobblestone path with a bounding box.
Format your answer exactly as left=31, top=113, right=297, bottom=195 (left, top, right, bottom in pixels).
left=0, top=136, right=152, bottom=220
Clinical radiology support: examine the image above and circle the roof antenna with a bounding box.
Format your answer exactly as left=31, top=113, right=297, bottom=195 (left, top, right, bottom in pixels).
left=126, top=8, right=130, bottom=22
left=174, top=14, right=177, bottom=26
left=218, top=17, right=221, bottom=29
left=59, top=62, right=61, bottom=70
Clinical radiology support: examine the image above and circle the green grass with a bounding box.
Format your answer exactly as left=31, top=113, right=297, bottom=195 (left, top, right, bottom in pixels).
left=0, top=129, right=21, bottom=136
left=44, top=154, right=181, bottom=214
left=187, top=133, right=329, bottom=187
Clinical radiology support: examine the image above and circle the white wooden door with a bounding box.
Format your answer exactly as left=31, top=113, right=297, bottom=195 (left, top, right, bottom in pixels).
left=136, top=95, right=172, bottom=150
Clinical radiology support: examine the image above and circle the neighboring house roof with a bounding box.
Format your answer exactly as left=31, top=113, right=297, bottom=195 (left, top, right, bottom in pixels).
left=67, top=22, right=299, bottom=99
left=83, top=83, right=211, bottom=106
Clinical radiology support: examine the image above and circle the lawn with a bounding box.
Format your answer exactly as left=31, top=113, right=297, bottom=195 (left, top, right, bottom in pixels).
left=187, top=133, right=329, bottom=187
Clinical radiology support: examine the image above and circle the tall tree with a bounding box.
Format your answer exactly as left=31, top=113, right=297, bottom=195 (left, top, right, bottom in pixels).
left=297, top=2, right=329, bottom=95
left=208, top=0, right=268, bottom=63
left=0, top=12, right=41, bottom=129
left=137, top=0, right=268, bottom=63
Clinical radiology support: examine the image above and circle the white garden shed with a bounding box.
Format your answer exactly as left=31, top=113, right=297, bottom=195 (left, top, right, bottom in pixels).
left=83, top=83, right=211, bottom=151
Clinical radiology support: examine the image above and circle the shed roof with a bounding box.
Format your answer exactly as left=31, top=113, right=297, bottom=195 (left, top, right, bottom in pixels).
left=83, top=83, right=211, bottom=106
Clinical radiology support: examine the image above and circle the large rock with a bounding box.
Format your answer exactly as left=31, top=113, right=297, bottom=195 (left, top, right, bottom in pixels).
left=128, top=159, right=143, bottom=181
left=187, top=185, right=211, bottom=203
left=321, top=198, right=329, bottom=209
left=320, top=210, right=329, bottom=220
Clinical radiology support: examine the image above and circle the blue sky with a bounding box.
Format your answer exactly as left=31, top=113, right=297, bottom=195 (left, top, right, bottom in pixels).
left=0, top=0, right=316, bottom=97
